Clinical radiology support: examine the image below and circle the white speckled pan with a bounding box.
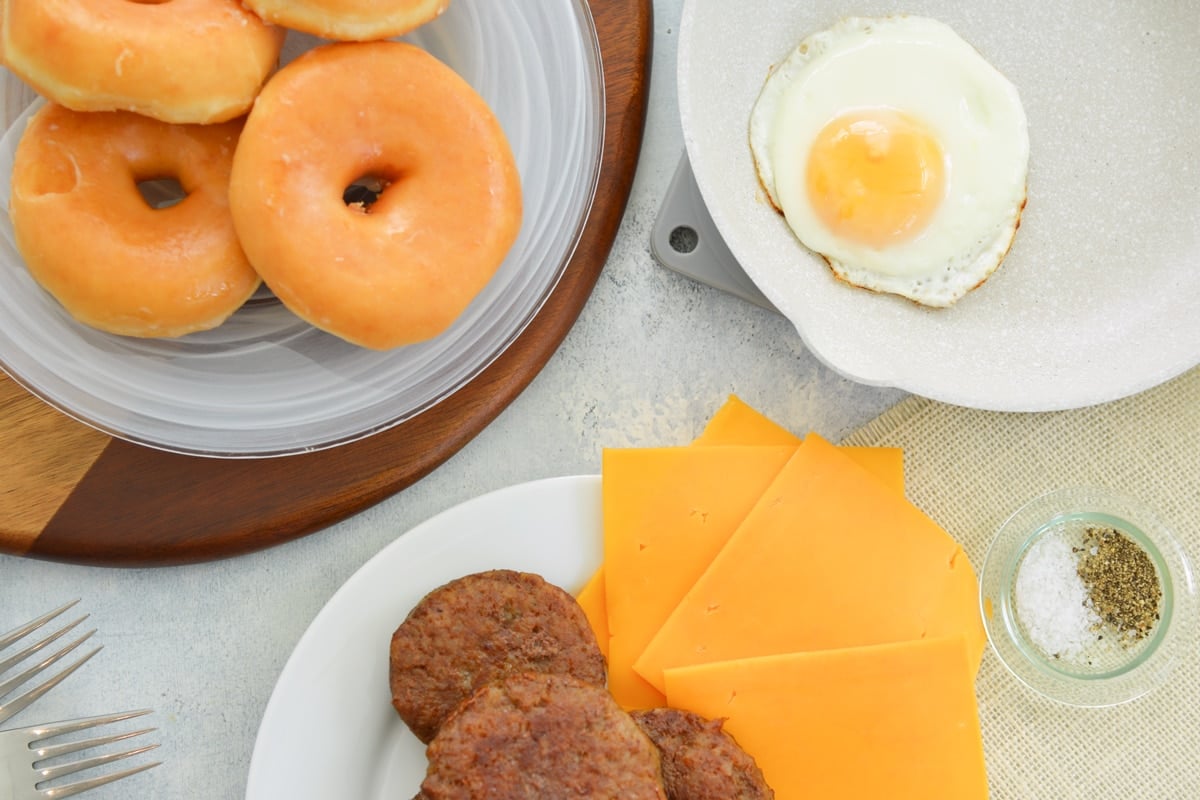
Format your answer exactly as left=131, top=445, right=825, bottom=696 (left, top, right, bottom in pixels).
left=679, top=0, right=1200, bottom=411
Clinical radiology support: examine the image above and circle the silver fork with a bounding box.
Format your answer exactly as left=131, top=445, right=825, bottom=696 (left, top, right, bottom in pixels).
left=0, top=601, right=101, bottom=726
left=0, top=710, right=160, bottom=799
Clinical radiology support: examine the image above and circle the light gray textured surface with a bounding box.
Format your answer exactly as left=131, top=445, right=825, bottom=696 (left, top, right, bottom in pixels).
left=0, top=2, right=903, bottom=797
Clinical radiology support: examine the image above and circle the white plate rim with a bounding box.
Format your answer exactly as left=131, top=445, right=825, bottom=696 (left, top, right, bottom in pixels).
left=244, top=474, right=603, bottom=800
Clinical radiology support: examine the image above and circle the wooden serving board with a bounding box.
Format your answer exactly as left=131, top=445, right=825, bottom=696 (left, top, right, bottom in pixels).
left=0, top=0, right=653, bottom=567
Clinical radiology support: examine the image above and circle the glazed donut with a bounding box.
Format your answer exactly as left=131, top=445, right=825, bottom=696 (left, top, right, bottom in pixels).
left=229, top=41, right=522, bottom=350
left=1, top=0, right=284, bottom=124
left=9, top=104, right=261, bottom=338
left=243, top=0, right=449, bottom=41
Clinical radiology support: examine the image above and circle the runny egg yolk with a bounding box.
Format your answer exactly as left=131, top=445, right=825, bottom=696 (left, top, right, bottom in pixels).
left=805, top=110, right=946, bottom=248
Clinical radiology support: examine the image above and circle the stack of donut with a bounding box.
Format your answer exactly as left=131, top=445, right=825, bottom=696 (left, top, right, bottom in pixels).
left=3, top=0, right=522, bottom=349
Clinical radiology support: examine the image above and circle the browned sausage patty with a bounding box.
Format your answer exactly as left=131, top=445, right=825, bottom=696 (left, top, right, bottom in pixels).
left=631, top=707, right=774, bottom=800
left=421, top=672, right=667, bottom=799
left=389, top=569, right=606, bottom=743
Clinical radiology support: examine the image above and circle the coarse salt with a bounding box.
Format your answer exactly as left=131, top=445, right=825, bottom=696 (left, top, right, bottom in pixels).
left=1013, top=529, right=1100, bottom=662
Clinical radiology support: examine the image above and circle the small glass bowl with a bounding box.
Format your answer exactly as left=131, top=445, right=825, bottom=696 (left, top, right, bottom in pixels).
left=980, top=486, right=1198, bottom=706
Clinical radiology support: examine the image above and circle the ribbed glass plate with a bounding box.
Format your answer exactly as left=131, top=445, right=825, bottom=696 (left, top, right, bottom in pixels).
left=0, top=0, right=604, bottom=457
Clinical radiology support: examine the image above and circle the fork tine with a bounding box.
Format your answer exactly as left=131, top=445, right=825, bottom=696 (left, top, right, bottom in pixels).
left=34, top=725, right=156, bottom=761
left=0, top=628, right=97, bottom=697
left=19, top=711, right=160, bottom=798
left=0, top=636, right=102, bottom=727
left=0, top=601, right=99, bottom=727
left=35, top=737, right=159, bottom=782
left=36, top=759, right=161, bottom=799
left=0, top=600, right=79, bottom=652
left=25, top=709, right=154, bottom=741
left=0, top=615, right=89, bottom=675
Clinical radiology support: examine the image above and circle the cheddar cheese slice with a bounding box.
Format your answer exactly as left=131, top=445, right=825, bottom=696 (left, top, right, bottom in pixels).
left=693, top=394, right=800, bottom=446
left=602, top=445, right=797, bottom=708
left=696, top=394, right=905, bottom=495
left=634, top=433, right=985, bottom=692
left=934, top=548, right=987, bottom=674
left=662, top=636, right=989, bottom=800
left=840, top=445, right=905, bottom=498
left=575, top=568, right=609, bottom=658
left=576, top=396, right=912, bottom=693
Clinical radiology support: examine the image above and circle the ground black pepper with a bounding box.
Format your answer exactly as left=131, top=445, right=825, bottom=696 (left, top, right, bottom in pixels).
left=1075, top=526, right=1162, bottom=642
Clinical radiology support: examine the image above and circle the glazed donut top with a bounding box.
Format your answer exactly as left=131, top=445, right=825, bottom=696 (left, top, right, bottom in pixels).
left=243, top=0, right=450, bottom=41
left=228, top=40, right=523, bottom=350
left=1, top=0, right=285, bottom=124
left=8, top=104, right=260, bottom=337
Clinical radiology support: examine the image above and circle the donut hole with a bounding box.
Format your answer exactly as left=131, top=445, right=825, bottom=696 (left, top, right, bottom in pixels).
left=137, top=177, right=187, bottom=210
left=343, top=174, right=394, bottom=213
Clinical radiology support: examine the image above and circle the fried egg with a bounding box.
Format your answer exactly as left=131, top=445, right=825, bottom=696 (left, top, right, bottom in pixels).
left=749, top=16, right=1029, bottom=307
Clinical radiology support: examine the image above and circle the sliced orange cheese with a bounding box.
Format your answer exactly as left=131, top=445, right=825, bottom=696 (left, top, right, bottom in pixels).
left=840, top=444, right=905, bottom=498
left=935, top=549, right=986, bottom=673
left=576, top=395, right=912, bottom=698
left=662, top=636, right=989, bottom=800
left=576, top=395, right=804, bottom=625
left=634, top=432, right=985, bottom=693
left=693, top=394, right=800, bottom=446
left=695, top=394, right=905, bottom=495
left=602, top=445, right=797, bottom=709
left=575, top=568, right=608, bottom=659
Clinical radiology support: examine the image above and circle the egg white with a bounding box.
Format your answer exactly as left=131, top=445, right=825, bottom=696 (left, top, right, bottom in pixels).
left=749, top=16, right=1029, bottom=307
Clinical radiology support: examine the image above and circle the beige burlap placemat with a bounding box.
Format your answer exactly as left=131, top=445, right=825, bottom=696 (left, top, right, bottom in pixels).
left=842, top=366, right=1200, bottom=799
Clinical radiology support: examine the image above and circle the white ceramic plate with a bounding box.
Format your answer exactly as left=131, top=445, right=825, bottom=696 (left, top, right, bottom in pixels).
left=0, top=0, right=603, bottom=456
left=244, top=475, right=602, bottom=800
left=679, top=0, right=1200, bottom=411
